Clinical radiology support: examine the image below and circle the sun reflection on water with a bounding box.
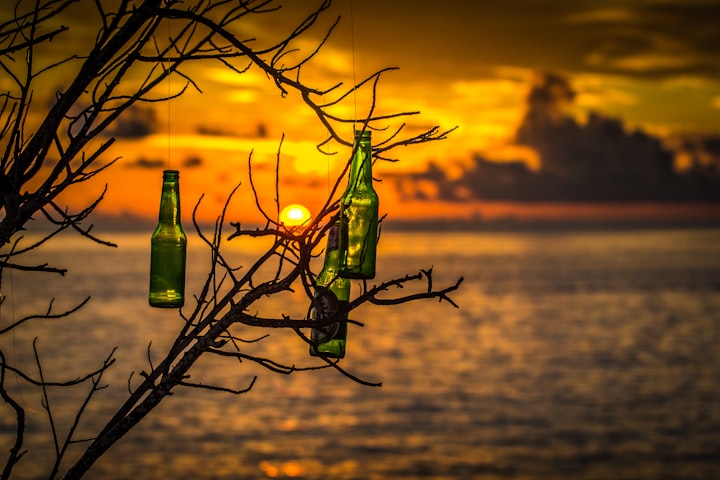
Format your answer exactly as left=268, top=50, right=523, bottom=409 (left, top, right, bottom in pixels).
left=259, top=460, right=306, bottom=478
left=2, top=229, right=719, bottom=478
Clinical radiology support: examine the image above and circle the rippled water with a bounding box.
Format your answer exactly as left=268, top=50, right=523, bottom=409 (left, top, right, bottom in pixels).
left=1, top=228, right=719, bottom=479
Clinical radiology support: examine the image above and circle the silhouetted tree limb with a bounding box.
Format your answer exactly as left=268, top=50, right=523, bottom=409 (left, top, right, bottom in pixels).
left=0, top=296, right=90, bottom=335
left=0, top=1, right=462, bottom=478
left=0, top=350, right=26, bottom=480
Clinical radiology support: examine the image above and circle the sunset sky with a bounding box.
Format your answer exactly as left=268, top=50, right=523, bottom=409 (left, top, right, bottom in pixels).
left=18, top=0, right=720, bottom=226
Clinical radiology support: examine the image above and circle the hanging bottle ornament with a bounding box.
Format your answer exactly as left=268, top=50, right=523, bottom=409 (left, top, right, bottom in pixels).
left=339, top=129, right=379, bottom=279
left=149, top=169, right=187, bottom=308
left=310, top=219, right=351, bottom=358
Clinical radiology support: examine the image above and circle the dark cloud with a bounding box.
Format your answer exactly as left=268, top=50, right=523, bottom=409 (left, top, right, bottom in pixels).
left=676, top=135, right=720, bottom=177
left=278, top=0, right=720, bottom=81
left=559, top=2, right=720, bottom=78
left=43, top=1, right=720, bottom=95
left=395, top=72, right=720, bottom=203
left=107, top=105, right=159, bottom=138
left=126, top=155, right=205, bottom=169
left=126, top=157, right=165, bottom=169
left=183, top=156, right=203, bottom=168
left=195, top=123, right=269, bottom=139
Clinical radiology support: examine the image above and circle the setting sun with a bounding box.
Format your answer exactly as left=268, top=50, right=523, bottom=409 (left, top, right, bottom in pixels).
left=279, top=203, right=311, bottom=227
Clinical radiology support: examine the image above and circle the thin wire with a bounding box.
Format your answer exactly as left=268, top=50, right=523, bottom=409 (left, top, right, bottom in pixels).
left=327, top=124, right=331, bottom=194
left=5, top=268, right=28, bottom=406
left=326, top=0, right=359, bottom=195
left=167, top=18, right=172, bottom=171
left=349, top=0, right=358, bottom=131
left=167, top=80, right=171, bottom=170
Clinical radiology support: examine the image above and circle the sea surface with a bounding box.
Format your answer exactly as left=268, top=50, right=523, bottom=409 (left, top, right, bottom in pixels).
left=1, top=227, right=719, bottom=479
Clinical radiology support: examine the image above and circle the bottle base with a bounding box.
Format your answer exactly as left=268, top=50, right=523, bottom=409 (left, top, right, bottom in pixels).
left=149, top=287, right=184, bottom=308
left=149, top=295, right=184, bottom=308
left=149, top=301, right=184, bottom=308
left=309, top=341, right=346, bottom=359
left=339, top=270, right=375, bottom=280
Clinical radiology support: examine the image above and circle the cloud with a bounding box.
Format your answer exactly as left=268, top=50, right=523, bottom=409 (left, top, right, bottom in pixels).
left=562, top=2, right=720, bottom=78
left=675, top=135, right=720, bottom=176
left=394, top=72, right=720, bottom=203
left=107, top=105, right=159, bottom=138
left=126, top=156, right=165, bottom=169
left=565, top=8, right=635, bottom=24
left=125, top=154, right=204, bottom=170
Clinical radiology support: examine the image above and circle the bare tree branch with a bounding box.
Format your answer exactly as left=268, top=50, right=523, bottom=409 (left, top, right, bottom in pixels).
left=0, top=350, right=27, bottom=480
left=0, top=2, right=462, bottom=478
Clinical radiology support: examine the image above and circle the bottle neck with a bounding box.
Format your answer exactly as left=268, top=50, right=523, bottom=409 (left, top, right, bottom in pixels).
left=323, top=222, right=344, bottom=271
left=347, top=131, right=373, bottom=191
left=158, top=172, right=181, bottom=225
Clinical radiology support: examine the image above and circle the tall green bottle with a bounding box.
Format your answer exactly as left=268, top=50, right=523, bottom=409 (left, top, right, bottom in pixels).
left=149, top=170, right=187, bottom=308
left=310, top=221, right=350, bottom=358
left=339, top=129, right=379, bottom=279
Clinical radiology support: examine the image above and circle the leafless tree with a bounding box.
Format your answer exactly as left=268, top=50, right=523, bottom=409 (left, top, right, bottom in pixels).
left=0, top=1, right=461, bottom=478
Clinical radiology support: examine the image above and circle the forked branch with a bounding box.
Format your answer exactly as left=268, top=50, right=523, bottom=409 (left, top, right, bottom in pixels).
left=0, top=2, right=462, bottom=478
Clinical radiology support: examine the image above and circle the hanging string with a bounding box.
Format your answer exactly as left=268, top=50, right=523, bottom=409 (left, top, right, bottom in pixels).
left=167, top=17, right=172, bottom=170
left=1, top=268, right=29, bottom=407
left=325, top=0, right=358, bottom=195
left=327, top=124, right=331, bottom=195
left=167, top=81, right=171, bottom=170
left=349, top=0, right=358, bottom=132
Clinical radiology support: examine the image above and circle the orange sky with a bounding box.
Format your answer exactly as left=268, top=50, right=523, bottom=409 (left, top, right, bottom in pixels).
left=18, top=0, right=720, bottom=226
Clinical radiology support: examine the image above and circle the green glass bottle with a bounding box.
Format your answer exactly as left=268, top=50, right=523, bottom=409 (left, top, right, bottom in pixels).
left=339, top=129, right=379, bottom=279
left=310, top=221, right=350, bottom=358
left=149, top=170, right=187, bottom=308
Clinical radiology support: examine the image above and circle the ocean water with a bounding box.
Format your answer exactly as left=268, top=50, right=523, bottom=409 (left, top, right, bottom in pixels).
left=1, top=227, right=719, bottom=479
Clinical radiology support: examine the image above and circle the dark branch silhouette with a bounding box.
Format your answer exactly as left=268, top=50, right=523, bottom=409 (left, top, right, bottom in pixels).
left=0, top=1, right=462, bottom=478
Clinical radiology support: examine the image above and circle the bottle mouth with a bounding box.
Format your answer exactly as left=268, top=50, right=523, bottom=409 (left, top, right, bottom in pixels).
left=354, top=129, right=371, bottom=140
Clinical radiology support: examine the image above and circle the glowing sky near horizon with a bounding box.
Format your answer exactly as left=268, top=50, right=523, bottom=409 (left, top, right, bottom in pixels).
left=9, top=0, right=720, bottom=225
